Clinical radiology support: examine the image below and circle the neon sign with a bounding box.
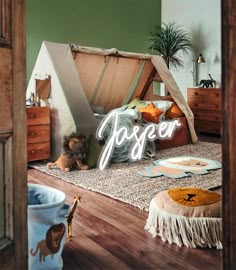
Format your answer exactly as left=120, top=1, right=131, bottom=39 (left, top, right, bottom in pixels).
left=96, top=111, right=181, bottom=170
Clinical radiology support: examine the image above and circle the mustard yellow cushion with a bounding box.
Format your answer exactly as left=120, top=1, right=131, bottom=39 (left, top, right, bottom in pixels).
left=147, top=189, right=222, bottom=249
left=138, top=103, right=163, bottom=124
left=168, top=187, right=221, bottom=207
left=166, top=103, right=184, bottom=119
left=154, top=188, right=222, bottom=218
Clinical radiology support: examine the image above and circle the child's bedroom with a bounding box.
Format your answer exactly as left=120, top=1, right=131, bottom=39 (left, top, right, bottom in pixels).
left=0, top=0, right=236, bottom=269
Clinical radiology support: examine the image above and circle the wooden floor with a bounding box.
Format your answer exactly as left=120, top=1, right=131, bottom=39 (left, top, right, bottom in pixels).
left=28, top=134, right=222, bottom=270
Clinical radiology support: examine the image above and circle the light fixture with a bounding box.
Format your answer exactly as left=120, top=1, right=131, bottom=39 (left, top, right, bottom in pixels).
left=196, top=54, right=205, bottom=64
left=191, top=53, right=206, bottom=86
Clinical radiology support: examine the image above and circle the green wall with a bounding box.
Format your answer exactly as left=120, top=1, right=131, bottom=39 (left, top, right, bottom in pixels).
left=26, top=0, right=161, bottom=81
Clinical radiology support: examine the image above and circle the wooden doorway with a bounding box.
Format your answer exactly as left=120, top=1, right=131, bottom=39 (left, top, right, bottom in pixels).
left=0, top=1, right=235, bottom=269
left=0, top=0, right=27, bottom=269
left=222, top=1, right=236, bottom=269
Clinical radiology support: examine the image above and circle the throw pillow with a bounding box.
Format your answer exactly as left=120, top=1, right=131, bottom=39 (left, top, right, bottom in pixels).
left=85, top=134, right=103, bottom=168
left=165, top=103, right=184, bottom=119
left=145, top=100, right=173, bottom=112
left=127, top=96, right=147, bottom=109
left=138, top=103, right=163, bottom=124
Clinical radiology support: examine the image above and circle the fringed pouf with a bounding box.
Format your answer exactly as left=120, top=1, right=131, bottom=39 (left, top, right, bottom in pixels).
left=145, top=187, right=222, bottom=249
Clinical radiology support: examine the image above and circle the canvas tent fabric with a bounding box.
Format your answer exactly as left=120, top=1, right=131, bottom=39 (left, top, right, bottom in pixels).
left=27, top=41, right=100, bottom=160
left=27, top=41, right=198, bottom=161
left=71, top=44, right=197, bottom=144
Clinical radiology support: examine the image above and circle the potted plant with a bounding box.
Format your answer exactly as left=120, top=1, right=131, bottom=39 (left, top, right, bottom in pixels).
left=145, top=22, right=192, bottom=69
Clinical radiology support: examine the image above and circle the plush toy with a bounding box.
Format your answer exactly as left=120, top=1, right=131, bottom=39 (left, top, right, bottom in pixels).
left=47, top=133, right=89, bottom=172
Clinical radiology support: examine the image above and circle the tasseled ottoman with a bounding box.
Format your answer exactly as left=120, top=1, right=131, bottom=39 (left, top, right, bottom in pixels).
left=145, top=187, right=222, bottom=249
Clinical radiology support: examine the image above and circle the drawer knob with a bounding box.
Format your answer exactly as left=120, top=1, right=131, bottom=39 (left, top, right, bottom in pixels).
left=30, top=113, right=36, bottom=119
left=194, top=103, right=198, bottom=107
left=194, top=92, right=198, bottom=96
left=30, top=131, right=40, bottom=136
left=31, top=150, right=35, bottom=154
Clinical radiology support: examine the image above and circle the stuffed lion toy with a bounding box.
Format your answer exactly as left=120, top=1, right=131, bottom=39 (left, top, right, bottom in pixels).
left=47, top=133, right=89, bottom=172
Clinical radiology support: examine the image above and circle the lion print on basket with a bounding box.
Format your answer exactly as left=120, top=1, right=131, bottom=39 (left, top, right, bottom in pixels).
left=30, top=223, right=65, bottom=262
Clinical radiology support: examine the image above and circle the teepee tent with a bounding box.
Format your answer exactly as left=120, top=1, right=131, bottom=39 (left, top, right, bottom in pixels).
left=26, top=41, right=198, bottom=161
left=27, top=41, right=100, bottom=160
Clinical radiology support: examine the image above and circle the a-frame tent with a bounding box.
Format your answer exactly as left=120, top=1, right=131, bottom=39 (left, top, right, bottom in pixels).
left=26, top=41, right=198, bottom=161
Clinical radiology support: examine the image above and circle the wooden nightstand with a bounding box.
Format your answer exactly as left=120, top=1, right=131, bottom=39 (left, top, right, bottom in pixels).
left=26, top=106, right=50, bottom=161
left=187, top=87, right=222, bottom=135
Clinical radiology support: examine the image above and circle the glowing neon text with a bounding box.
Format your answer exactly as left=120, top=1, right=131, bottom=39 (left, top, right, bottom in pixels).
left=96, top=111, right=181, bottom=170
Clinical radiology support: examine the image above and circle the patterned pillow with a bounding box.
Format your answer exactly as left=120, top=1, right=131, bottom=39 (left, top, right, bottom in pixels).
left=127, top=97, right=147, bottom=109
left=138, top=103, right=163, bottom=124
left=145, top=100, right=173, bottom=110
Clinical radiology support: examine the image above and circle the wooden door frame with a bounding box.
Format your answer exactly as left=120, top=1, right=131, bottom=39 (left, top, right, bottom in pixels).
left=12, top=0, right=27, bottom=268
left=0, top=0, right=27, bottom=268
left=222, top=0, right=236, bottom=269
left=1, top=1, right=235, bottom=269
left=12, top=1, right=236, bottom=269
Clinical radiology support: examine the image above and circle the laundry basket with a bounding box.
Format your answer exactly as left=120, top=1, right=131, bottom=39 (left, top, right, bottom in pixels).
left=28, top=183, right=70, bottom=270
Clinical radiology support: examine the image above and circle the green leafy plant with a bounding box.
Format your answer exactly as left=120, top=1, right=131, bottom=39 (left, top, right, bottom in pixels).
left=145, top=22, right=192, bottom=69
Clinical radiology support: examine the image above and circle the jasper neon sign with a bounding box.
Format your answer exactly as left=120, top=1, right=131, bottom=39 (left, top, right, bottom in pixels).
left=96, top=111, right=181, bottom=170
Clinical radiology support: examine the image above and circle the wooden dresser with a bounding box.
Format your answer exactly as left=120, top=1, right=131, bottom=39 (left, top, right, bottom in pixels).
left=26, top=106, right=50, bottom=161
left=187, top=88, right=222, bottom=135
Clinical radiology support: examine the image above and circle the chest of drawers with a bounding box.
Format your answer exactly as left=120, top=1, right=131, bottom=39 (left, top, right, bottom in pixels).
left=26, top=106, right=50, bottom=161
left=187, top=88, right=222, bottom=135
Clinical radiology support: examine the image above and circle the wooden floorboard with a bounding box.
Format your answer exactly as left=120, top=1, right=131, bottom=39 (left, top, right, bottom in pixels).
left=28, top=157, right=222, bottom=270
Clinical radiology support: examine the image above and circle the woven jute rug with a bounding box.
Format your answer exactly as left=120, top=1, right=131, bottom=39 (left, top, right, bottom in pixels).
left=30, top=141, right=222, bottom=211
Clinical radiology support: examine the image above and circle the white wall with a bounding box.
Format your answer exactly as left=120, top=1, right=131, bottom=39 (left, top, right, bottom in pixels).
left=161, top=0, right=221, bottom=99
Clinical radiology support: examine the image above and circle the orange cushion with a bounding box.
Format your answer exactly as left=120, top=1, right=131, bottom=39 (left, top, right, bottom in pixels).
left=138, top=103, right=163, bottom=124
left=166, top=103, right=184, bottom=119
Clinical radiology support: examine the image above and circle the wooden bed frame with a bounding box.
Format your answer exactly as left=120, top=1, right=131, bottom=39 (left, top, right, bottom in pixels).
left=156, top=117, right=191, bottom=150
left=142, top=95, right=191, bottom=150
